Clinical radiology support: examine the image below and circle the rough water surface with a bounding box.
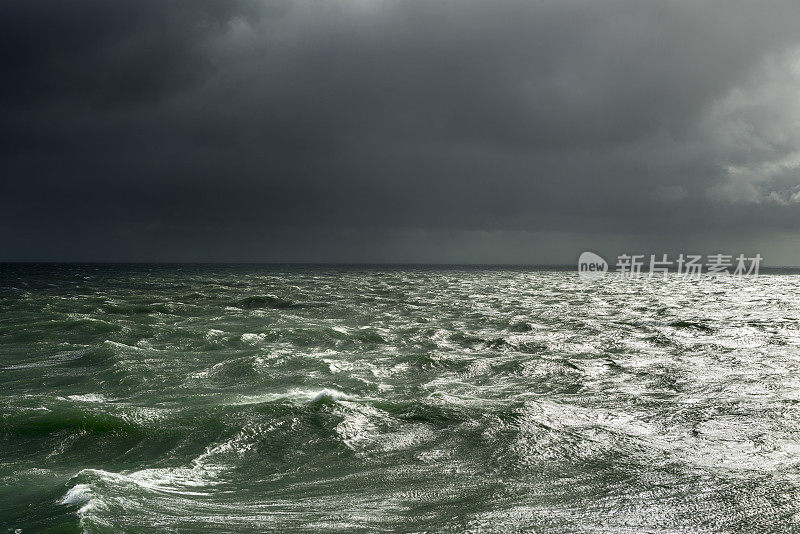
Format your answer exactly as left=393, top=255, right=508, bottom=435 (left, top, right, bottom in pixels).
left=2, top=264, right=800, bottom=532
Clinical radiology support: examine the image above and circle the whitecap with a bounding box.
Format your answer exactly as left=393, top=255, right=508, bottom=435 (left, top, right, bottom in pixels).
left=66, top=394, right=109, bottom=403
left=240, top=333, right=267, bottom=344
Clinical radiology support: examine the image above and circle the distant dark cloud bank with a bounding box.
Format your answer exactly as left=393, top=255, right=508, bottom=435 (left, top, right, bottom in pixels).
left=2, top=0, right=800, bottom=263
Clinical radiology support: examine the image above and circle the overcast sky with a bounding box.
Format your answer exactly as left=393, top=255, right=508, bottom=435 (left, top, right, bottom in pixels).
left=2, top=0, right=800, bottom=263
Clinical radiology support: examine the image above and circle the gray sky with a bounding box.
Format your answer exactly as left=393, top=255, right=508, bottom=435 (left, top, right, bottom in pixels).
left=2, top=0, right=800, bottom=263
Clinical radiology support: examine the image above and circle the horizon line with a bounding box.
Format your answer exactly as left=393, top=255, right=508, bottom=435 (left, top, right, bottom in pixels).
left=1, top=261, right=799, bottom=269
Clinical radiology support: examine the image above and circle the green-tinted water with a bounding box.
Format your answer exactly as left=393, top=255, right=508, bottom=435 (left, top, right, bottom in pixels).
left=2, top=265, right=800, bottom=532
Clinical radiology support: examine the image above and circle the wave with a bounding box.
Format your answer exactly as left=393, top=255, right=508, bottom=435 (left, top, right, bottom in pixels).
left=100, top=302, right=183, bottom=315
left=1, top=408, right=143, bottom=437
left=233, top=295, right=301, bottom=309
left=1, top=345, right=115, bottom=371
left=229, top=388, right=357, bottom=407
left=669, top=320, right=715, bottom=333
left=59, top=464, right=226, bottom=530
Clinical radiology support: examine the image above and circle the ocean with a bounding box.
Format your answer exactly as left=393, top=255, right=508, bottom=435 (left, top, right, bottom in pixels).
left=2, top=264, right=799, bottom=532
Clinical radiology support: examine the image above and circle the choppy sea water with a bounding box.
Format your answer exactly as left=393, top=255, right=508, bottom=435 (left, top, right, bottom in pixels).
left=2, top=264, right=800, bottom=533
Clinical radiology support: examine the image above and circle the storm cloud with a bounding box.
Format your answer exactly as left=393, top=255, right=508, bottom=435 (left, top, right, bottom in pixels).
left=2, top=0, right=800, bottom=262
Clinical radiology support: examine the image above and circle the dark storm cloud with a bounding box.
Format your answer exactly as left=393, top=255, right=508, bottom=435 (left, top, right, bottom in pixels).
left=2, top=0, right=800, bottom=261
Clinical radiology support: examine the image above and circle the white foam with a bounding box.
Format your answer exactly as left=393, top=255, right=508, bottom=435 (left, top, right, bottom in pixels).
left=228, top=388, right=356, bottom=407
left=240, top=333, right=267, bottom=344
left=309, top=388, right=352, bottom=402
left=60, top=483, right=92, bottom=506
left=66, top=394, right=109, bottom=403
left=205, top=329, right=225, bottom=340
